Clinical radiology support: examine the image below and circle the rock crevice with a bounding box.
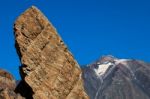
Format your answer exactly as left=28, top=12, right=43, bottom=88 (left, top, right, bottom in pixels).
left=14, top=6, right=88, bottom=99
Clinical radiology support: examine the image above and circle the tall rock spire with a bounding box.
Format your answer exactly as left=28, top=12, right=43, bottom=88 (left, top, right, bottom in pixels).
left=14, top=6, right=88, bottom=99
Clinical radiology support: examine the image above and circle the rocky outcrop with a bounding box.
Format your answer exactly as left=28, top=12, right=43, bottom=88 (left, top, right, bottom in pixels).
left=14, top=6, right=88, bottom=99
left=82, top=55, right=150, bottom=99
left=0, top=69, right=23, bottom=99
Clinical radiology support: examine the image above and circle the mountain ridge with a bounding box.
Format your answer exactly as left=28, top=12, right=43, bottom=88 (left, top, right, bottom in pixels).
left=82, top=55, right=150, bottom=99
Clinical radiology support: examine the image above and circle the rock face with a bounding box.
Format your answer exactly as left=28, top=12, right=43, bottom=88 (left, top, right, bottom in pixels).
left=0, top=69, right=23, bottom=99
left=14, top=6, right=88, bottom=99
left=82, top=55, right=150, bottom=99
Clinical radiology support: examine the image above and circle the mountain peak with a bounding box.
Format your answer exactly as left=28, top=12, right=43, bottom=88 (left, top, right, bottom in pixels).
left=97, top=55, right=116, bottom=64
left=82, top=57, right=150, bottom=99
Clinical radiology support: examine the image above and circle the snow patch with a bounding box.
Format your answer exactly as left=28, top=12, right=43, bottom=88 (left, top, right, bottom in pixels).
left=94, top=62, right=114, bottom=76
left=114, top=59, right=130, bottom=65
left=94, top=58, right=131, bottom=77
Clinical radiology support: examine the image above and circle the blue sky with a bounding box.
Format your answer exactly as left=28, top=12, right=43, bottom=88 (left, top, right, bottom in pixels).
left=0, top=0, right=150, bottom=79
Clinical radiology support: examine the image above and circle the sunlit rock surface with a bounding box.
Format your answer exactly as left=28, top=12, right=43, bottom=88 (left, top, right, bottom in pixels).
left=14, top=6, right=88, bottom=99
left=0, top=69, right=23, bottom=99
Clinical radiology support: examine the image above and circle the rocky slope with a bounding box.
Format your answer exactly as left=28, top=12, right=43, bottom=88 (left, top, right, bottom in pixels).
left=82, top=55, right=150, bottom=99
left=14, top=6, right=88, bottom=99
left=0, top=69, right=23, bottom=99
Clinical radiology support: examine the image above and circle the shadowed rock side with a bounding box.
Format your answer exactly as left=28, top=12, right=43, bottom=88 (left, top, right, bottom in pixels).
left=82, top=55, right=150, bottom=99
left=0, top=69, right=24, bottom=99
left=14, top=6, right=88, bottom=99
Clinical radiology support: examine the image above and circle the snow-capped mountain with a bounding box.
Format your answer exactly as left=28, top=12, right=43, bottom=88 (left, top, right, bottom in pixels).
left=82, top=55, right=150, bottom=99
